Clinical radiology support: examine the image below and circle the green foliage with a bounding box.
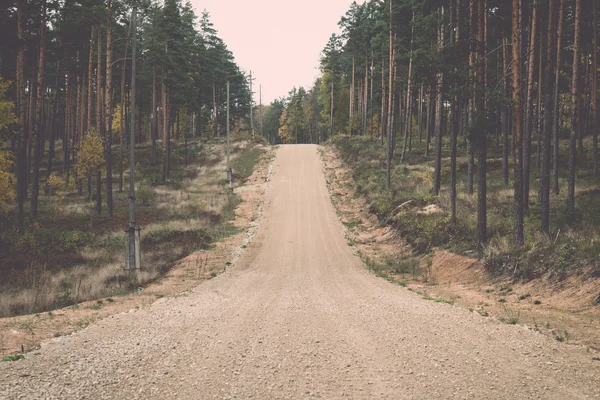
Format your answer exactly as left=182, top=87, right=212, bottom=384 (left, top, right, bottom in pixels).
left=231, top=145, right=264, bottom=181
left=136, top=184, right=156, bottom=207
left=0, top=149, right=15, bottom=214
left=1, top=355, right=24, bottom=362
left=16, top=228, right=93, bottom=260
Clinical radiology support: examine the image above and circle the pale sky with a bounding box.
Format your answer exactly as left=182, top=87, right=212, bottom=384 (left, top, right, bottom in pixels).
left=189, top=0, right=363, bottom=105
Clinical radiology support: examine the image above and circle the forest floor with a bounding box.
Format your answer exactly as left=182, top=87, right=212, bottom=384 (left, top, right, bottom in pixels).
left=321, top=140, right=600, bottom=350
left=0, top=137, right=276, bottom=357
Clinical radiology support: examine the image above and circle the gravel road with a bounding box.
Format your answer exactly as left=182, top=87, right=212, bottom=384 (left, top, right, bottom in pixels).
left=1, top=145, right=599, bottom=399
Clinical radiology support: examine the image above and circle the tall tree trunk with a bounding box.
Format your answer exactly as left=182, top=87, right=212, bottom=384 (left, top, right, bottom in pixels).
left=523, top=0, right=538, bottom=211
left=31, top=1, right=46, bottom=219
left=592, top=0, right=598, bottom=177
left=16, top=0, right=26, bottom=233
left=450, top=0, right=461, bottom=226
left=425, top=82, right=433, bottom=156
left=104, top=0, right=113, bottom=219
left=401, top=9, right=415, bottom=163
left=552, top=0, right=565, bottom=193
left=350, top=53, right=355, bottom=134
left=536, top=28, right=543, bottom=170
left=212, top=81, right=217, bottom=137
left=330, top=80, right=335, bottom=138
left=64, top=76, right=70, bottom=178
left=418, top=82, right=424, bottom=142
left=432, top=6, right=445, bottom=196
left=152, top=66, right=157, bottom=165
left=370, top=52, right=374, bottom=138
left=512, top=0, right=524, bottom=246
left=502, top=35, right=510, bottom=186
left=567, top=0, right=582, bottom=225
left=476, top=0, right=487, bottom=246
left=45, top=59, right=60, bottom=194
left=381, top=57, right=386, bottom=145
left=87, top=27, right=94, bottom=133
left=540, top=0, right=557, bottom=235
left=467, top=0, right=476, bottom=196
left=96, top=25, right=103, bottom=216
left=386, top=0, right=394, bottom=190
left=162, top=73, right=169, bottom=183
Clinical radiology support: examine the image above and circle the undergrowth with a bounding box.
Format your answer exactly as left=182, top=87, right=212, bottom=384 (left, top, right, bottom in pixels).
left=332, top=134, right=599, bottom=282
left=0, top=138, right=265, bottom=318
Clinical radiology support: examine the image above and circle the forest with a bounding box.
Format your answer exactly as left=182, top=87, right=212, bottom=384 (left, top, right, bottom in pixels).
left=0, top=0, right=258, bottom=317
left=263, top=0, right=600, bottom=279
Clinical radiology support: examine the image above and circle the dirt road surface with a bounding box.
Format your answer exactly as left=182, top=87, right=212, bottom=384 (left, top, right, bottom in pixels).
left=1, top=145, right=599, bottom=399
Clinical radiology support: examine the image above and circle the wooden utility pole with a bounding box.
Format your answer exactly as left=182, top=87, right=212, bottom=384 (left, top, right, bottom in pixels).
left=259, top=84, right=263, bottom=138
left=126, top=7, right=140, bottom=274
left=226, top=81, right=231, bottom=186
left=249, top=71, right=254, bottom=138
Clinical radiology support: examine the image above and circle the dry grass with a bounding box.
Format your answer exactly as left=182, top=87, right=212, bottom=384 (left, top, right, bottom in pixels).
left=0, top=137, right=267, bottom=318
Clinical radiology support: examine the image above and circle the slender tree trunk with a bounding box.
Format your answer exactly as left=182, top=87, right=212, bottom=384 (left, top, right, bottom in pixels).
left=386, top=0, right=394, bottom=190
left=502, top=36, right=510, bottom=186
left=162, top=73, right=169, bottom=183
left=16, top=0, right=27, bottom=233
left=540, top=0, right=557, bottom=235
left=212, top=81, right=217, bottom=138
left=95, top=25, right=103, bottom=216
left=152, top=66, right=157, bottom=165
left=370, top=52, right=374, bottom=138
left=64, top=76, right=70, bottom=178
left=512, top=0, right=524, bottom=246
left=476, top=0, right=487, bottom=246
left=467, top=0, right=476, bottom=196
left=381, top=57, right=386, bottom=145
left=401, top=9, right=415, bottom=163
left=330, top=80, right=334, bottom=138
left=104, top=0, right=113, bottom=219
left=31, top=1, right=46, bottom=219
left=418, top=82, right=424, bottom=142
left=425, top=82, right=433, bottom=156
left=592, top=0, right=598, bottom=177
left=350, top=53, right=355, bottom=134
left=552, top=0, right=565, bottom=193
left=45, top=59, right=60, bottom=194
left=536, top=28, right=543, bottom=170
left=567, top=0, right=581, bottom=225
left=87, top=27, right=94, bottom=133
left=523, top=0, right=538, bottom=211
left=432, top=6, right=445, bottom=196
left=450, top=0, right=461, bottom=226
left=27, top=79, right=35, bottom=193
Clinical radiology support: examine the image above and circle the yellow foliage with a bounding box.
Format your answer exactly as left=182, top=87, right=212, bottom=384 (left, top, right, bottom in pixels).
left=0, top=150, right=15, bottom=214
left=278, top=109, right=294, bottom=143
left=112, top=104, right=122, bottom=135
left=46, top=173, right=64, bottom=195
left=0, top=76, right=17, bottom=134
left=75, top=128, right=105, bottom=181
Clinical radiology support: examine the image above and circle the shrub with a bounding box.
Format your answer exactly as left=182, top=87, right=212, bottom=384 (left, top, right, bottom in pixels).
left=136, top=184, right=156, bottom=207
